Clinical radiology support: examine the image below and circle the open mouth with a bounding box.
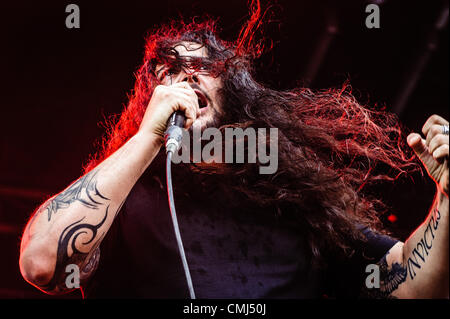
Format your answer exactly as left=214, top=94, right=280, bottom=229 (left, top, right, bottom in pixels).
left=194, top=89, right=208, bottom=109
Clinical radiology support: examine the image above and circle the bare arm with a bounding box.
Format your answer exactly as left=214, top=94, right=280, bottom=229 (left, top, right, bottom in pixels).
left=19, top=82, right=200, bottom=294
left=362, top=192, right=448, bottom=298
left=362, top=115, right=449, bottom=298
left=20, top=132, right=162, bottom=294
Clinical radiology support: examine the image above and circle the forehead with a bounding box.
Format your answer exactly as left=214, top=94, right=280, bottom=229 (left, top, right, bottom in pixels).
left=172, top=41, right=208, bottom=57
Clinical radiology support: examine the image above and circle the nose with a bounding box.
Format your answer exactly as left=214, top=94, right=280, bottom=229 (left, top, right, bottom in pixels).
left=181, top=72, right=199, bottom=84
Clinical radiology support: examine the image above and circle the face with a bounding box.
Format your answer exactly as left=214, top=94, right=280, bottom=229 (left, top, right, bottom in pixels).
left=155, top=42, right=224, bottom=131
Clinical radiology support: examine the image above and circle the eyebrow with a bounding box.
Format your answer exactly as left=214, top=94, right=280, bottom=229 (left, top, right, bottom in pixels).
left=154, top=55, right=209, bottom=80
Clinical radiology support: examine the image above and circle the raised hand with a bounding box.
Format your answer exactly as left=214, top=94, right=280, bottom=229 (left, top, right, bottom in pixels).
left=407, top=114, right=449, bottom=196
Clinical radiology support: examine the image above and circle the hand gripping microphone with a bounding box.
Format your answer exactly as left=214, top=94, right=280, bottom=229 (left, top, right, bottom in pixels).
left=164, top=110, right=196, bottom=299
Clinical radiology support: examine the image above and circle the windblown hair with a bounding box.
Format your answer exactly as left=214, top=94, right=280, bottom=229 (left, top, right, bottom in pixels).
left=85, top=9, right=420, bottom=262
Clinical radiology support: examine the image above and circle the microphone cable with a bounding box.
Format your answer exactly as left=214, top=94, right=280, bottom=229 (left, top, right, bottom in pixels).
left=165, top=112, right=196, bottom=299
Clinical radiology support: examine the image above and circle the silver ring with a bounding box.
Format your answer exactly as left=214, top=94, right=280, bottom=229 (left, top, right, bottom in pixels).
left=443, top=125, right=449, bottom=135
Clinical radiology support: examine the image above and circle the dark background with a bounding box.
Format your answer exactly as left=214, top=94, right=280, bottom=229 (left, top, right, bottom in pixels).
left=0, top=0, right=448, bottom=298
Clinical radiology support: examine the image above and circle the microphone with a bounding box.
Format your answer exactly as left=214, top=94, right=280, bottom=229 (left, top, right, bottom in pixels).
left=164, top=111, right=186, bottom=154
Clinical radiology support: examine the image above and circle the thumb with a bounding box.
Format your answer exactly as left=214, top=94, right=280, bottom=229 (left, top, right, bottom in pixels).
left=407, top=133, right=435, bottom=169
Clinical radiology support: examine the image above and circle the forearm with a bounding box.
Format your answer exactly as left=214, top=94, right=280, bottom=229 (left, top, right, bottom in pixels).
left=19, top=131, right=162, bottom=294
left=361, top=190, right=448, bottom=299
left=398, top=190, right=449, bottom=298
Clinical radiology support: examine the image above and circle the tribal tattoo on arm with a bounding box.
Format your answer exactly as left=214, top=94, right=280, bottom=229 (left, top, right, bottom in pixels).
left=44, top=168, right=109, bottom=221
left=39, top=208, right=109, bottom=292
left=361, top=208, right=441, bottom=298
left=31, top=169, right=125, bottom=293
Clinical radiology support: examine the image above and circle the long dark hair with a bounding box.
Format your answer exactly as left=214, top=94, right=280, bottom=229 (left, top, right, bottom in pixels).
left=84, top=13, right=420, bottom=262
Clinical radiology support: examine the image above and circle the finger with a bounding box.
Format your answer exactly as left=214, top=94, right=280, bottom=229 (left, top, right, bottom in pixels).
left=429, top=133, right=450, bottom=154
left=192, top=95, right=201, bottom=118
left=169, top=91, right=196, bottom=116
left=170, top=81, right=190, bottom=88
left=173, top=87, right=199, bottom=104
left=171, top=81, right=195, bottom=93
left=177, top=90, right=199, bottom=114
left=173, top=87, right=195, bottom=94
left=173, top=87, right=200, bottom=117
left=432, top=144, right=449, bottom=161
left=407, top=133, right=435, bottom=167
left=173, top=89, right=198, bottom=103
left=171, top=82, right=193, bottom=92
left=426, top=124, right=446, bottom=147
left=191, top=100, right=200, bottom=127
left=422, top=114, right=449, bottom=137
left=184, top=102, right=198, bottom=129
left=177, top=98, right=197, bottom=129
left=169, top=89, right=196, bottom=101
left=169, top=84, right=200, bottom=124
